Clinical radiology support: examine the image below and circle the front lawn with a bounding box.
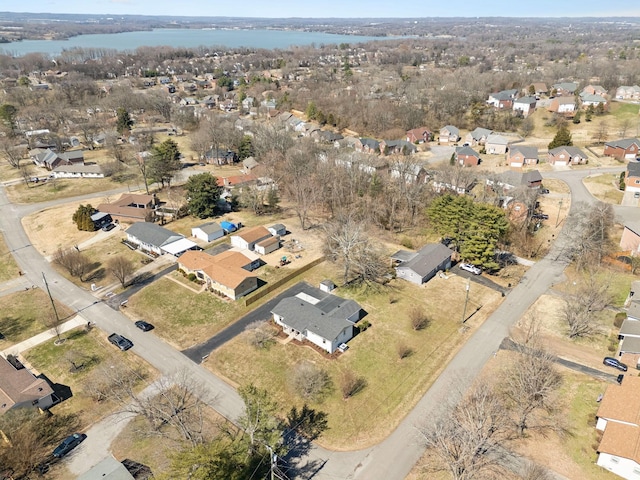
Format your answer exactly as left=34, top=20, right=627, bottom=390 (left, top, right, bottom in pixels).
left=0, top=234, right=20, bottom=282
left=0, top=289, right=74, bottom=347
left=6, top=177, right=126, bottom=204
left=207, top=273, right=504, bottom=449
left=583, top=174, right=624, bottom=204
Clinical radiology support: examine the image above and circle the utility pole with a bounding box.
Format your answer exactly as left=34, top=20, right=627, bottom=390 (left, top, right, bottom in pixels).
left=461, top=280, right=470, bottom=323
left=266, top=445, right=288, bottom=480
left=555, top=198, right=563, bottom=228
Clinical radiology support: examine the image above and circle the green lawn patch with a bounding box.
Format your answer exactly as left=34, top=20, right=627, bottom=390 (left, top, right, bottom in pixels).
left=609, top=102, right=640, bottom=121
left=0, top=289, right=74, bottom=347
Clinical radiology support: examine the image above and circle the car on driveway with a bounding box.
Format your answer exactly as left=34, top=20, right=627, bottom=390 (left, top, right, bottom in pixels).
left=540, top=188, right=550, bottom=194
left=532, top=213, right=549, bottom=220
left=459, top=263, right=482, bottom=275
left=603, top=356, right=628, bottom=372
left=101, top=223, right=116, bottom=232
left=52, top=433, right=86, bottom=458
left=135, top=320, right=154, bottom=331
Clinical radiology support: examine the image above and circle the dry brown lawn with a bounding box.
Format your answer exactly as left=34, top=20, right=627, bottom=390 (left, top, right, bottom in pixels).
left=206, top=262, right=505, bottom=450
left=583, top=173, right=624, bottom=204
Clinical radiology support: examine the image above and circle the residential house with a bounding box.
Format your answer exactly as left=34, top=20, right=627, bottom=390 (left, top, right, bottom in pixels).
left=624, top=162, right=640, bottom=192
left=583, top=85, right=607, bottom=96
left=548, top=97, right=576, bottom=115
left=393, top=243, right=453, bottom=285
left=513, top=96, right=537, bottom=117
left=90, top=212, right=112, bottom=229
left=595, top=375, right=640, bottom=479
left=552, top=82, right=579, bottom=96
left=528, top=82, right=548, bottom=97
left=487, top=89, right=518, bottom=109
left=485, top=134, right=510, bottom=155
left=30, top=148, right=85, bottom=170
left=548, top=146, right=588, bottom=166
left=317, top=131, right=343, bottom=145
left=507, top=146, right=539, bottom=168
left=355, top=138, right=381, bottom=154
left=271, top=282, right=364, bottom=354
left=455, top=146, right=481, bottom=166
left=76, top=456, right=135, bottom=480
left=178, top=250, right=258, bottom=300
left=242, top=157, right=259, bottom=174
left=616, top=86, right=640, bottom=101
left=51, top=164, right=104, bottom=179
left=406, top=127, right=433, bottom=144
left=97, top=193, right=159, bottom=223
left=0, top=355, right=55, bottom=415
left=380, top=140, right=417, bottom=156
left=439, top=125, right=460, bottom=145
left=191, top=222, right=224, bottom=243
left=465, top=127, right=493, bottom=146
left=488, top=170, right=543, bottom=191
left=204, top=149, right=238, bottom=166
left=621, top=223, right=640, bottom=254
left=125, top=222, right=198, bottom=256
left=254, top=236, right=281, bottom=255
left=230, top=226, right=272, bottom=251
left=389, top=161, right=427, bottom=183
left=604, top=139, right=640, bottom=161
left=580, top=93, right=607, bottom=109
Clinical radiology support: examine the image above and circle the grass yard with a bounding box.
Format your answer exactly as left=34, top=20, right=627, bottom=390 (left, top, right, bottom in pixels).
left=0, top=289, right=74, bottom=347
left=5, top=176, right=125, bottom=204
left=609, top=101, right=640, bottom=122
left=583, top=173, right=624, bottom=204
left=23, top=327, right=156, bottom=429
left=207, top=272, right=504, bottom=450
left=0, top=234, right=20, bottom=282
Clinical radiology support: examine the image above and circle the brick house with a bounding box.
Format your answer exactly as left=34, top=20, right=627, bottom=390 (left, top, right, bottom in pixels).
left=455, top=146, right=481, bottom=166
left=547, top=146, right=588, bottom=166
left=604, top=139, right=640, bottom=161
left=507, top=146, right=539, bottom=168
left=406, top=127, right=433, bottom=144
left=625, top=162, right=640, bottom=192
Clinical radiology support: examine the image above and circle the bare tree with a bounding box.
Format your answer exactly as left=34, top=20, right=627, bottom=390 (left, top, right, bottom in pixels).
left=500, top=344, right=562, bottom=436
left=290, top=362, right=333, bottom=401
left=52, top=247, right=92, bottom=281
left=244, top=320, right=277, bottom=349
left=419, top=383, right=511, bottom=480
left=409, top=307, right=431, bottom=331
left=340, top=370, right=367, bottom=399
left=562, top=272, right=613, bottom=338
left=280, top=142, right=319, bottom=230
left=0, top=137, right=24, bottom=168
left=107, top=256, right=135, bottom=288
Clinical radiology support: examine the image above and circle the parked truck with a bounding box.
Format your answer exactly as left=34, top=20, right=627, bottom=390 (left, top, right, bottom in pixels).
left=108, top=333, right=133, bottom=351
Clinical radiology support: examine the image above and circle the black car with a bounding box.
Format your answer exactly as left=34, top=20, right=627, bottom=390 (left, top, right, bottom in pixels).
left=52, top=433, right=86, bottom=458
left=540, top=188, right=550, bottom=194
left=102, top=223, right=116, bottom=232
left=603, top=356, right=628, bottom=372
left=532, top=213, right=549, bottom=220
left=135, top=320, right=154, bottom=332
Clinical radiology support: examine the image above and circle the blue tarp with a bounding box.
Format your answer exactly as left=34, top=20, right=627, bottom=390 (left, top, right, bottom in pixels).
left=220, top=221, right=237, bottom=233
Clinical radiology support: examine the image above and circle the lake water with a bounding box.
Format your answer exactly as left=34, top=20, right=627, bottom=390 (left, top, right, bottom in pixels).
left=0, top=28, right=394, bottom=56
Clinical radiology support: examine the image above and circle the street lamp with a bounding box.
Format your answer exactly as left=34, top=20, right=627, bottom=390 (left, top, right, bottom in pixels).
left=461, top=280, right=470, bottom=323
left=555, top=198, right=563, bottom=228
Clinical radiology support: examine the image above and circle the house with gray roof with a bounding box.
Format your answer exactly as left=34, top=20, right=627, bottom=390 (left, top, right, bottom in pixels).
left=394, top=243, right=453, bottom=285
left=455, top=146, right=481, bottom=166
left=439, top=125, right=460, bottom=145
left=0, top=355, right=55, bottom=415
left=507, top=145, right=539, bottom=168
left=513, top=96, right=537, bottom=116
left=51, top=164, right=104, bottom=179
left=487, top=89, right=518, bottom=109
left=552, top=82, right=579, bottom=95
left=271, top=282, right=364, bottom=354
left=76, top=456, right=135, bottom=480
left=604, top=138, right=640, bottom=161
left=485, top=134, right=510, bottom=155
left=126, top=222, right=198, bottom=256
left=465, top=127, right=493, bottom=146
left=548, top=146, right=588, bottom=166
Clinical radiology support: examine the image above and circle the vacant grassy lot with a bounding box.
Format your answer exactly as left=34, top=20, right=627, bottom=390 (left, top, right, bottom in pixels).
left=0, top=289, right=74, bottom=348
left=5, top=176, right=126, bottom=204
left=23, top=327, right=156, bottom=428
left=0, top=234, right=20, bottom=282
left=207, top=270, right=503, bottom=450
left=609, top=101, right=640, bottom=122
left=583, top=173, right=624, bottom=204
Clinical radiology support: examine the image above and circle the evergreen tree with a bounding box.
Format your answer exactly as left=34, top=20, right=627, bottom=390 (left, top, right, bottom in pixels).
left=548, top=125, right=573, bottom=150
left=305, top=101, right=318, bottom=121
left=72, top=204, right=97, bottom=231
left=148, top=138, right=182, bottom=188
left=267, top=187, right=280, bottom=210
left=0, top=103, right=17, bottom=134
left=572, top=109, right=582, bottom=124
left=115, top=107, right=133, bottom=135
left=185, top=173, right=223, bottom=219
left=238, top=135, right=254, bottom=160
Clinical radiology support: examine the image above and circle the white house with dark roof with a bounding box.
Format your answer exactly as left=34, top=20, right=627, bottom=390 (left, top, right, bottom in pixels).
left=393, top=243, right=453, bottom=285
left=51, top=164, right=104, bottom=179
left=513, top=96, right=537, bottom=116
left=439, top=125, right=460, bottom=145
left=465, top=127, right=493, bottom=146
left=271, top=283, right=364, bottom=354
left=485, top=134, right=510, bottom=155
left=126, top=222, right=198, bottom=256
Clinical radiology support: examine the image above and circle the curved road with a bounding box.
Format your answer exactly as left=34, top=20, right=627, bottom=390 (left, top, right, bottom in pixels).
left=0, top=165, right=632, bottom=479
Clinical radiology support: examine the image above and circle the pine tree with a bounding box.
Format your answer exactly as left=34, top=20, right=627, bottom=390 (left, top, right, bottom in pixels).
left=115, top=107, right=133, bottom=135
left=548, top=125, right=573, bottom=150
left=72, top=204, right=97, bottom=231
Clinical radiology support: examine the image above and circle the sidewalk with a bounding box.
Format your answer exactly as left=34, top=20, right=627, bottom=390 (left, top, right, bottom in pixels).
left=2, top=315, right=88, bottom=356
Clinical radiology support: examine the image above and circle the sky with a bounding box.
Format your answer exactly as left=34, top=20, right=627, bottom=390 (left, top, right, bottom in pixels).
left=2, top=0, right=640, bottom=18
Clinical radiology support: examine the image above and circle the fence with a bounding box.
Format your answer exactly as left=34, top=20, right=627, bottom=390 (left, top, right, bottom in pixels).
left=244, top=256, right=326, bottom=307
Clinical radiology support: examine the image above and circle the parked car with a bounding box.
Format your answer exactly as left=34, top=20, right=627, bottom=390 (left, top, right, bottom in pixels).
left=459, top=263, right=482, bottom=275
left=540, top=188, right=550, bottom=194
left=107, top=333, right=133, bottom=351
left=603, top=357, right=628, bottom=372
left=532, top=213, right=549, bottom=220
left=52, top=433, right=86, bottom=458
left=101, top=223, right=116, bottom=232
left=635, top=192, right=640, bottom=199
left=135, top=320, right=154, bottom=331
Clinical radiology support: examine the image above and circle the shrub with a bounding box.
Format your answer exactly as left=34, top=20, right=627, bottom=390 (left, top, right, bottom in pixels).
left=401, top=237, right=414, bottom=249
left=340, top=370, right=367, bottom=399
left=397, top=342, right=413, bottom=359
left=245, top=321, right=276, bottom=349
left=187, top=273, right=197, bottom=282
left=358, top=320, right=371, bottom=332
left=291, top=362, right=332, bottom=400
left=614, top=312, right=627, bottom=328
left=409, top=307, right=430, bottom=331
